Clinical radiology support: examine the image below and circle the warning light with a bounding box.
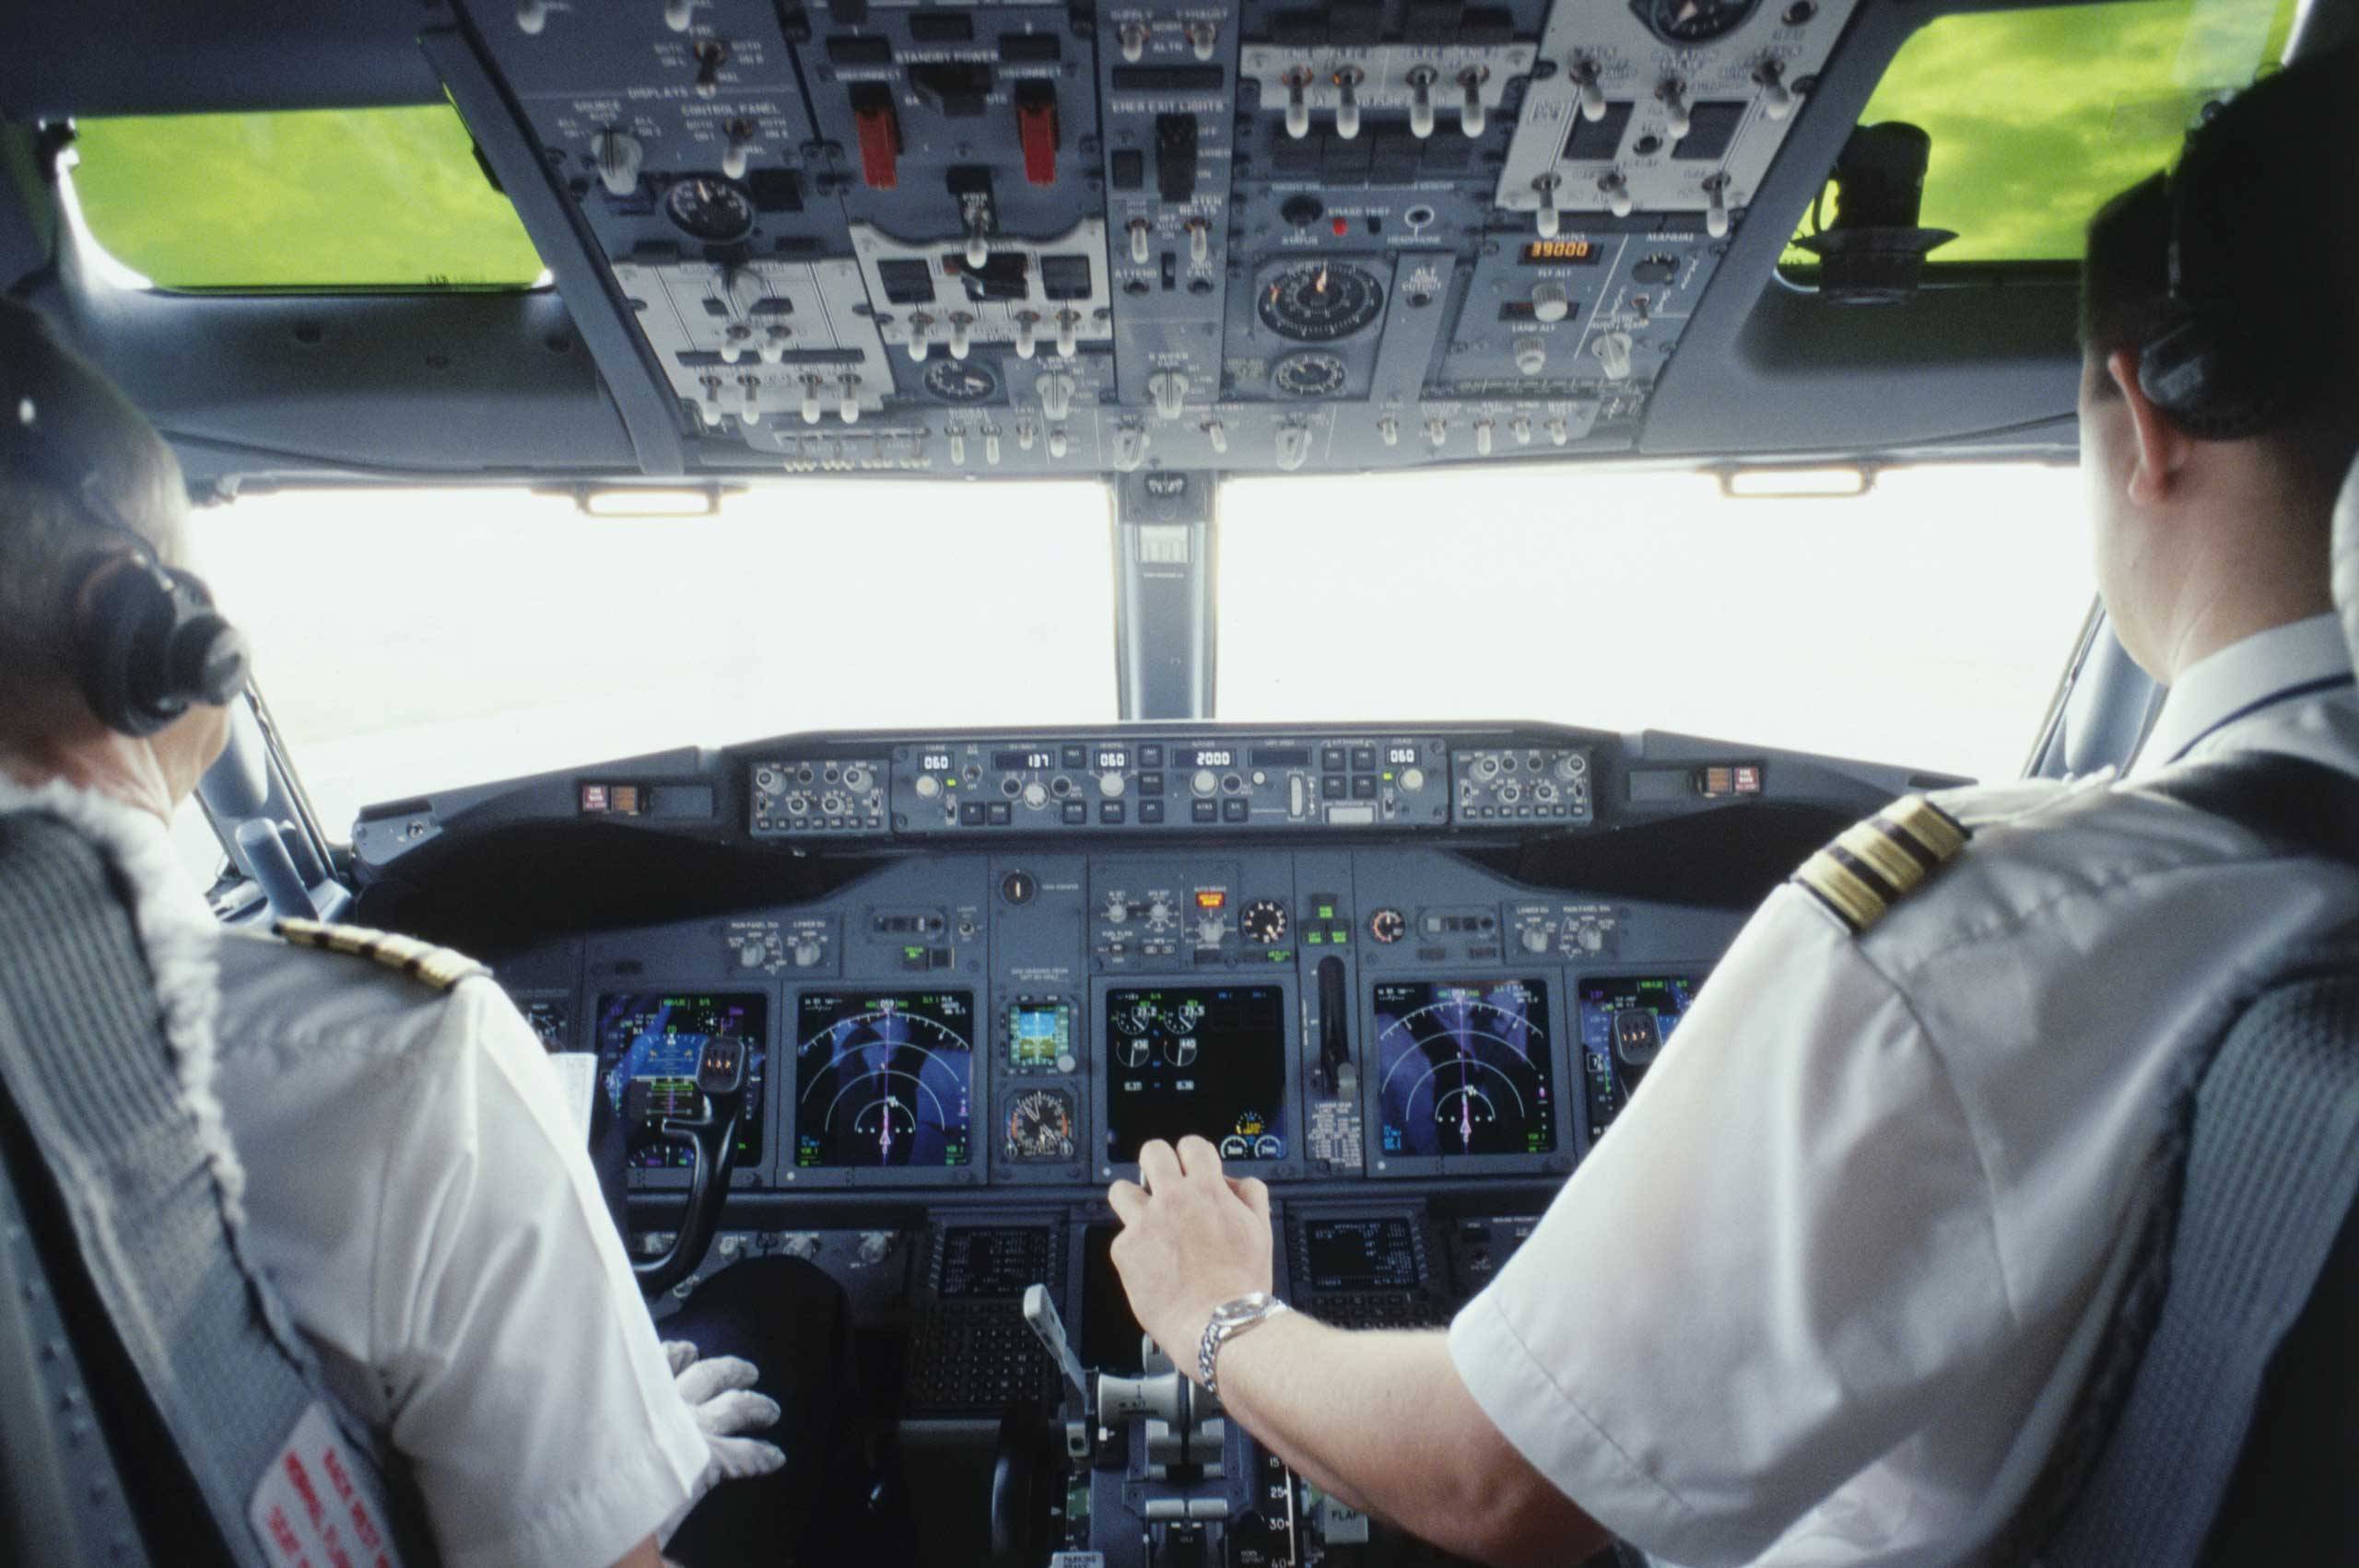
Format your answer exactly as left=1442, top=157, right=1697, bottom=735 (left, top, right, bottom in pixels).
left=580, top=784, right=609, bottom=813
left=1194, top=890, right=1227, bottom=910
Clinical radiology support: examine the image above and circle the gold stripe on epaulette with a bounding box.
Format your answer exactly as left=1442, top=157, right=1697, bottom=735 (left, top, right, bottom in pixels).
left=1878, top=795, right=1969, bottom=860
left=1793, top=849, right=1888, bottom=933
left=1837, top=821, right=1928, bottom=895
left=272, top=919, right=487, bottom=992
left=1793, top=795, right=1972, bottom=935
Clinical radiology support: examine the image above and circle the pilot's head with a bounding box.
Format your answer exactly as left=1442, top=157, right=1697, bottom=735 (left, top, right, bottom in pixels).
left=0, top=296, right=234, bottom=817
left=2076, top=47, right=2359, bottom=683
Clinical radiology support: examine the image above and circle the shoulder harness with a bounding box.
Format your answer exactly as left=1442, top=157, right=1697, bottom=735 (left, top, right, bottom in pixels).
left=272, top=917, right=487, bottom=991
left=1790, top=794, right=1972, bottom=936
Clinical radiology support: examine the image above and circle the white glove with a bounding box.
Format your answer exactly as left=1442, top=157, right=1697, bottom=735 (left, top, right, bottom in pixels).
left=656, top=1340, right=787, bottom=1545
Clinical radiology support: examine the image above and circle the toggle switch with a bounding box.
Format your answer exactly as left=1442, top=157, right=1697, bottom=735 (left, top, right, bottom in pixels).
left=663, top=0, right=693, bottom=31
left=1599, top=170, right=1634, bottom=218
left=1129, top=217, right=1152, bottom=264
left=1120, top=21, right=1147, bottom=63
left=1756, top=59, right=1795, bottom=121
left=1407, top=67, right=1438, bottom=138
left=1593, top=331, right=1634, bottom=380
left=905, top=313, right=933, bottom=362
left=1187, top=216, right=1210, bottom=264
left=692, top=40, right=728, bottom=99
left=515, top=0, right=547, bottom=34
left=1054, top=310, right=1079, bottom=359
left=1149, top=369, right=1188, bottom=419
left=1474, top=417, right=1495, bottom=455
left=1532, top=173, right=1562, bottom=239
left=721, top=125, right=754, bottom=181
left=838, top=374, right=862, bottom=423
left=1189, top=21, right=1217, bottom=60
left=1203, top=418, right=1228, bottom=454
left=1378, top=415, right=1400, bottom=446
left=1014, top=311, right=1039, bottom=359
left=593, top=130, right=643, bottom=197
left=1458, top=67, right=1488, bottom=137
left=1548, top=415, right=1570, bottom=445
left=1703, top=173, right=1731, bottom=238
left=983, top=427, right=1002, bottom=464
left=1283, top=67, right=1313, bottom=139
left=947, top=313, right=973, bottom=359
left=1333, top=66, right=1364, bottom=139
left=1571, top=57, right=1607, bottom=123
left=1047, top=426, right=1069, bottom=459
left=1658, top=77, right=1692, bottom=139
left=800, top=376, right=824, bottom=425
left=1111, top=425, right=1148, bottom=472
left=1038, top=370, right=1075, bottom=421
left=948, top=427, right=966, bottom=465
left=1274, top=423, right=1311, bottom=471
left=1426, top=416, right=1448, bottom=449
left=738, top=376, right=762, bottom=424
left=1512, top=415, right=1532, bottom=444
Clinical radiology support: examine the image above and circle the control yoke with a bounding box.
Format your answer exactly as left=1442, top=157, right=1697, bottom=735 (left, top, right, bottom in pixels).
left=631, top=1037, right=752, bottom=1297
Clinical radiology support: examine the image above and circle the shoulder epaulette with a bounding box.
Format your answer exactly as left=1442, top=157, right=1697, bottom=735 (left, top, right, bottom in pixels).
left=1790, top=794, right=1971, bottom=936
left=273, top=918, right=487, bottom=991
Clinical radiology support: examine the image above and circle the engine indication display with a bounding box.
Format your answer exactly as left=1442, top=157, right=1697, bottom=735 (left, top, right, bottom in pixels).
left=1375, top=979, right=1556, bottom=1158
left=597, top=993, right=767, bottom=1170
left=795, top=991, right=974, bottom=1168
left=1575, top=974, right=1703, bottom=1139
left=1104, top=986, right=1289, bottom=1164
left=1257, top=260, right=1385, bottom=343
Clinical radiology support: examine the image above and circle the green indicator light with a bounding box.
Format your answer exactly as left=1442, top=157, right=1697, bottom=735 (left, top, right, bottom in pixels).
left=1316, top=905, right=1335, bottom=919
left=1383, top=772, right=1394, bottom=781
left=1307, top=931, right=1324, bottom=944
left=1332, top=931, right=1350, bottom=945
left=1270, top=950, right=1291, bottom=962
left=904, top=946, right=924, bottom=961
left=945, top=778, right=957, bottom=788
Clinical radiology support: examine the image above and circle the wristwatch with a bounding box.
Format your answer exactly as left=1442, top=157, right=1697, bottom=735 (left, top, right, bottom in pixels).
left=1197, top=1292, right=1291, bottom=1398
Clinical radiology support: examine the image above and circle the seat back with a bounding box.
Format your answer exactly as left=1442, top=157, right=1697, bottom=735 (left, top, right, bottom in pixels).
left=0, top=810, right=424, bottom=1567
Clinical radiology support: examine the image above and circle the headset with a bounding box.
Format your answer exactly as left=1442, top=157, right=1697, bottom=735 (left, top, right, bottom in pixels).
left=4, top=389, right=251, bottom=738
left=2137, top=49, right=2355, bottom=440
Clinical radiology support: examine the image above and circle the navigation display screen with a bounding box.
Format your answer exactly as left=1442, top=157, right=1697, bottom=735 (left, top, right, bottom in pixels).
left=1303, top=1217, right=1422, bottom=1293
left=1103, top=985, right=1288, bottom=1163
left=1374, top=979, right=1555, bottom=1157
left=1575, top=974, right=1703, bottom=1139
left=794, top=991, right=974, bottom=1168
left=596, top=993, right=766, bottom=1169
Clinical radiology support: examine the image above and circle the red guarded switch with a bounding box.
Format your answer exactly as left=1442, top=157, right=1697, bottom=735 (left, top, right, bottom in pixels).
left=1016, top=87, right=1058, bottom=186
left=851, top=86, right=900, bottom=189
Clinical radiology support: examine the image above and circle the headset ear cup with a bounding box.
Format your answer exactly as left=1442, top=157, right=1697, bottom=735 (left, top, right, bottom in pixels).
left=170, top=614, right=251, bottom=707
left=73, top=560, right=177, bottom=737
left=2138, top=316, right=2216, bottom=416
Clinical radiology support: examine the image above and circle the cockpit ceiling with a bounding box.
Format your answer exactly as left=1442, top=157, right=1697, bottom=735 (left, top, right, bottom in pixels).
left=0, top=0, right=2294, bottom=486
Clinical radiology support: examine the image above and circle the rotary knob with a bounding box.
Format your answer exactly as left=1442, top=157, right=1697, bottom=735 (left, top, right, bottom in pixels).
left=1577, top=925, right=1605, bottom=954
left=592, top=130, right=644, bottom=197
left=737, top=940, right=767, bottom=969
left=1023, top=780, right=1049, bottom=810
left=1192, top=768, right=1219, bottom=798
left=1105, top=894, right=1131, bottom=924
left=792, top=941, right=823, bottom=967
left=1401, top=766, right=1426, bottom=793
left=1531, top=282, right=1570, bottom=323
left=856, top=1232, right=894, bottom=1265
left=1099, top=771, right=1126, bottom=799
left=1195, top=915, right=1227, bottom=946
left=1520, top=926, right=1553, bottom=955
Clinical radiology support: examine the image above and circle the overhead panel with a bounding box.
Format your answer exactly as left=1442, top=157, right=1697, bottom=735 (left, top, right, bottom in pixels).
left=452, top=0, right=1861, bottom=477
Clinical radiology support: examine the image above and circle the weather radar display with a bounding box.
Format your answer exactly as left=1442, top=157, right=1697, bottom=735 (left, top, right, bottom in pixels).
left=1375, top=979, right=1555, bottom=1157
left=795, top=991, right=974, bottom=1168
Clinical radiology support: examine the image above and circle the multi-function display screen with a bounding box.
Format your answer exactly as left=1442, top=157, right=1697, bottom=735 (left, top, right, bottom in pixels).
left=596, top=993, right=766, bottom=1169
left=794, top=991, right=974, bottom=1168
left=1302, top=1217, right=1422, bottom=1293
left=1007, top=1000, right=1072, bottom=1071
left=1374, top=979, right=1556, bottom=1157
left=937, top=1225, right=1055, bottom=1302
left=1575, top=974, right=1704, bottom=1139
left=1103, top=985, right=1288, bottom=1163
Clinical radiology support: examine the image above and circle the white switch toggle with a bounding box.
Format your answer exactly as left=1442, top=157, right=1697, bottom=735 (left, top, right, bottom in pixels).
left=1129, top=217, right=1152, bottom=264
left=801, top=377, right=824, bottom=425
left=1048, top=426, right=1069, bottom=459
left=1120, top=21, right=1147, bottom=63
left=1458, top=68, right=1487, bottom=137
left=1378, top=415, right=1400, bottom=446
left=1532, top=173, right=1561, bottom=238
left=1274, top=424, right=1311, bottom=471
left=738, top=377, right=762, bottom=424
left=1111, top=425, right=1148, bottom=471
left=983, top=427, right=1002, bottom=464
left=1014, top=311, right=1039, bottom=359
left=1408, top=69, right=1438, bottom=139
left=1187, top=216, right=1210, bottom=264
left=1054, top=310, right=1079, bottom=359
left=1284, top=69, right=1313, bottom=139
left=1600, top=170, right=1634, bottom=218
left=1514, top=339, right=1548, bottom=376
left=905, top=313, right=933, bottom=361
left=1704, top=175, right=1731, bottom=239
left=1594, top=331, right=1634, bottom=380
left=1756, top=60, right=1794, bottom=122
left=1426, top=416, right=1448, bottom=449
left=1659, top=78, right=1692, bottom=140
left=947, top=314, right=972, bottom=359
left=1571, top=59, right=1607, bottom=123
left=1149, top=369, right=1188, bottom=419
left=965, top=230, right=990, bottom=269
left=1189, top=22, right=1218, bottom=60
left=1334, top=68, right=1364, bottom=139
left=1203, top=418, right=1228, bottom=454
left=759, top=329, right=789, bottom=365
left=1474, top=417, right=1495, bottom=455
left=1531, top=281, right=1570, bottom=323
left=1548, top=415, right=1570, bottom=445
left=948, top=427, right=967, bottom=465
left=838, top=374, right=862, bottom=423
left=515, top=0, right=547, bottom=34
left=1017, top=417, right=1037, bottom=451
left=718, top=333, right=745, bottom=366
left=698, top=376, right=724, bottom=424
left=1038, top=371, right=1074, bottom=421
left=593, top=130, right=643, bottom=197
left=663, top=0, right=693, bottom=31
left=1512, top=415, right=1532, bottom=444
left=722, top=139, right=752, bottom=181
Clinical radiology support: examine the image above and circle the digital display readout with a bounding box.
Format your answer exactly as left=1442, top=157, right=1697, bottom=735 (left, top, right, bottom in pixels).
left=1575, top=974, right=1704, bottom=1139
left=1302, top=1217, right=1422, bottom=1293
left=795, top=991, right=974, bottom=1168
left=1523, top=238, right=1602, bottom=263
left=1104, top=985, right=1288, bottom=1163
left=1376, top=979, right=1555, bottom=1157
left=1008, top=1001, right=1072, bottom=1070
left=597, top=993, right=767, bottom=1170
left=992, top=748, right=1056, bottom=771
left=938, top=1225, right=1054, bottom=1301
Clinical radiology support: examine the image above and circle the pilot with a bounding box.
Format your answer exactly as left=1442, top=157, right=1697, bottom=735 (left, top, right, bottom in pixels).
left=0, top=297, right=791, bottom=1568
left=1105, top=51, right=2359, bottom=1568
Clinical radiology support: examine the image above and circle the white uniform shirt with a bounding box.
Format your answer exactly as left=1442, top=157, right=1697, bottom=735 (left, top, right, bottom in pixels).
left=1450, top=614, right=2359, bottom=1568
left=9, top=789, right=711, bottom=1568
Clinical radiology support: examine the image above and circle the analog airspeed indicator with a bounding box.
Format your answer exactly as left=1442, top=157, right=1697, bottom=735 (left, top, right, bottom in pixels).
left=1258, top=261, right=1385, bottom=343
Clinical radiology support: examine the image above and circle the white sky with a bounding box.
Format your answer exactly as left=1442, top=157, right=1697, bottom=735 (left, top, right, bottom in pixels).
left=176, top=462, right=2095, bottom=860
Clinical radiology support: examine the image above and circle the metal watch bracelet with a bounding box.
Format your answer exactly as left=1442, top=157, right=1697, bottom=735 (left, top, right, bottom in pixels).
left=1198, top=1293, right=1291, bottom=1398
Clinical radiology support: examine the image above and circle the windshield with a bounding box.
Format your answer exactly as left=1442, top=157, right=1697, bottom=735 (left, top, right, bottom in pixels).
left=184, top=462, right=2091, bottom=838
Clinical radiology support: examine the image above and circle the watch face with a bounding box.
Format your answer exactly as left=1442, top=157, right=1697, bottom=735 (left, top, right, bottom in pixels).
left=1213, top=1292, right=1275, bottom=1327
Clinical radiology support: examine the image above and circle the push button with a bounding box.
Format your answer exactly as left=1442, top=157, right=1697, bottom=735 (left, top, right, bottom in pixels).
left=1321, top=776, right=1346, bottom=801
left=1221, top=799, right=1249, bottom=824
left=1099, top=802, right=1125, bottom=825
left=1140, top=800, right=1165, bottom=824
left=1062, top=802, right=1087, bottom=825
left=1351, top=776, right=1377, bottom=800
left=987, top=802, right=1012, bottom=825
left=961, top=802, right=987, bottom=826
left=1191, top=800, right=1218, bottom=823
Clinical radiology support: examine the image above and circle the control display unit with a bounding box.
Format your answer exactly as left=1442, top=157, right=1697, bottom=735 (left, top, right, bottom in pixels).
left=1374, top=979, right=1556, bottom=1157
left=1103, top=985, right=1289, bottom=1164
left=938, top=1225, right=1057, bottom=1302
left=596, top=992, right=767, bottom=1169
left=794, top=991, right=975, bottom=1168
left=1576, top=974, right=1705, bottom=1138
left=1301, top=1216, right=1422, bottom=1294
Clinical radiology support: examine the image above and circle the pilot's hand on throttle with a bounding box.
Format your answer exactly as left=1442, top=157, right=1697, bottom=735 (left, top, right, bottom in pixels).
left=1107, top=1136, right=1273, bottom=1376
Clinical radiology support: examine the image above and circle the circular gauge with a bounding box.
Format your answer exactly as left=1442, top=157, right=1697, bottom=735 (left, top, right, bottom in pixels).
left=1257, top=261, right=1385, bottom=343
left=1374, top=981, right=1555, bottom=1158
left=793, top=994, right=974, bottom=1167
left=1253, top=1134, right=1285, bottom=1160
left=1005, top=1088, right=1076, bottom=1161
left=1114, top=1033, right=1153, bottom=1069
left=1162, top=1034, right=1199, bottom=1069
left=921, top=356, right=999, bottom=404
left=1239, top=898, right=1289, bottom=944
left=1369, top=908, right=1407, bottom=944
left=1634, top=0, right=1760, bottom=44
left=1271, top=350, right=1349, bottom=399
left=1219, top=1134, right=1250, bottom=1159
left=663, top=176, right=757, bottom=242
